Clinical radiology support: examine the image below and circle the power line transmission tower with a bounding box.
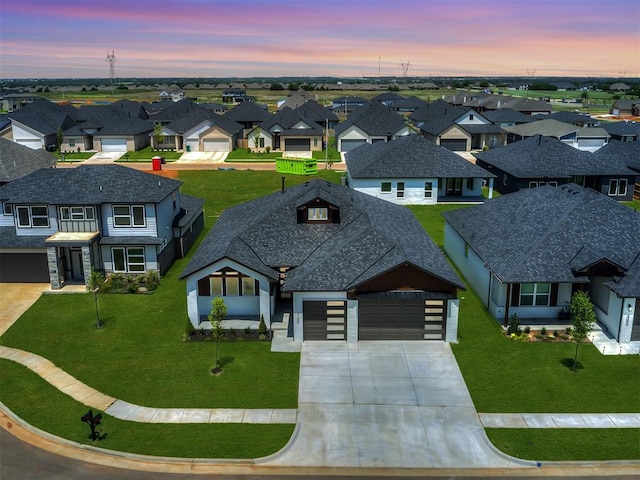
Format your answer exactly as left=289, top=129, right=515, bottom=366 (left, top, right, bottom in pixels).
left=400, top=59, right=410, bottom=79
left=106, top=50, right=116, bottom=94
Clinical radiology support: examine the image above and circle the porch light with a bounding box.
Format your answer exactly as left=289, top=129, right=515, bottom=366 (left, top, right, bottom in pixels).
left=629, top=303, right=633, bottom=313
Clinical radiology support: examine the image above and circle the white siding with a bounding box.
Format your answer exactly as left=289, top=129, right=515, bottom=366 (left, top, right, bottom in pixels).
left=11, top=123, right=44, bottom=149
left=351, top=178, right=438, bottom=205
left=444, top=222, right=490, bottom=304
left=155, top=194, right=177, bottom=249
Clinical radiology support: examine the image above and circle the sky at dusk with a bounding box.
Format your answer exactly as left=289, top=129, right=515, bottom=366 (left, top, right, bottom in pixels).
left=1, top=0, right=639, bottom=79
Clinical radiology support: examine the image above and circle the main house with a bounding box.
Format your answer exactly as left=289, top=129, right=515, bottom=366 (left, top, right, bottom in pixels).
left=0, top=164, right=204, bottom=288
left=345, top=135, right=496, bottom=205
left=181, top=180, right=464, bottom=342
left=443, top=184, right=640, bottom=345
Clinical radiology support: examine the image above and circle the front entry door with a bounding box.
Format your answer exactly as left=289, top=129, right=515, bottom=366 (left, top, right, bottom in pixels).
left=70, top=248, right=84, bottom=281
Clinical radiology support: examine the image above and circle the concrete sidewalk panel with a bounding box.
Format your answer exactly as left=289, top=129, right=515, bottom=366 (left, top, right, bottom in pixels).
left=610, top=414, right=640, bottom=428
left=551, top=414, right=588, bottom=427
left=242, top=409, right=273, bottom=424
left=150, top=408, right=185, bottom=423
left=270, top=409, right=297, bottom=424
left=580, top=413, right=617, bottom=428
left=180, top=409, right=213, bottom=423
left=123, top=405, right=157, bottom=422
left=480, top=413, right=527, bottom=428
left=209, top=409, right=244, bottom=423
left=523, top=414, right=556, bottom=428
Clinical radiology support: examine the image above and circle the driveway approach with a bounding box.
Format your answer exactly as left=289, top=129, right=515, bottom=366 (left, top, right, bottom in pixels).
left=266, top=341, right=524, bottom=468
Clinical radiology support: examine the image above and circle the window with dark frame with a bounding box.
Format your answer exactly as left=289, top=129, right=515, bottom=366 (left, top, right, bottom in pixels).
left=519, top=283, right=550, bottom=306
left=424, top=182, right=433, bottom=198
left=113, top=205, right=145, bottom=227
left=199, top=271, right=259, bottom=297
left=397, top=182, right=405, bottom=198
left=381, top=182, right=392, bottom=193
left=16, top=205, right=49, bottom=228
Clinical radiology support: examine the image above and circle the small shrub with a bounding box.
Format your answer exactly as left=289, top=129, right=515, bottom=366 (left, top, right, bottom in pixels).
left=535, top=333, right=544, bottom=340
left=565, top=327, right=572, bottom=334
left=142, top=270, right=160, bottom=290
left=506, top=313, right=520, bottom=336
left=258, top=315, right=268, bottom=340
left=244, top=326, right=252, bottom=335
left=265, top=146, right=271, bottom=153
left=524, top=326, right=531, bottom=334
left=541, top=327, right=547, bottom=335
left=553, top=330, right=559, bottom=337
left=185, top=319, right=195, bottom=337
left=258, top=333, right=266, bottom=341
left=229, top=328, right=237, bottom=338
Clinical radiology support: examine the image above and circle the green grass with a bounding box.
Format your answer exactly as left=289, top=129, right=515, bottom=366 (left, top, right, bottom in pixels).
left=0, top=360, right=294, bottom=458
left=120, top=146, right=182, bottom=161
left=2, top=170, right=639, bottom=461
left=622, top=199, right=640, bottom=211
left=486, top=429, right=640, bottom=461
left=452, top=284, right=640, bottom=414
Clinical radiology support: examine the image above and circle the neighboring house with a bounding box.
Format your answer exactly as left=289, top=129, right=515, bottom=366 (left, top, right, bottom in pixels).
left=551, top=81, right=578, bottom=91
left=597, top=140, right=640, bottom=199
left=159, top=89, right=185, bottom=102
left=502, top=118, right=580, bottom=144
left=75, top=101, right=153, bottom=152
left=390, top=96, right=429, bottom=114
left=222, top=101, right=271, bottom=134
left=331, top=96, right=368, bottom=115
left=372, top=92, right=405, bottom=107
left=575, top=127, right=610, bottom=152
left=419, top=106, right=506, bottom=151
left=610, top=100, right=636, bottom=117
left=9, top=99, right=78, bottom=151
left=222, top=88, right=250, bottom=103
left=334, top=101, right=415, bottom=152
left=149, top=99, right=242, bottom=152
left=199, top=102, right=228, bottom=115
left=443, top=184, right=640, bottom=345
left=537, top=111, right=599, bottom=128
left=483, top=108, right=537, bottom=127
left=180, top=179, right=465, bottom=342
left=277, top=90, right=312, bottom=110
left=0, top=91, right=40, bottom=112
left=409, top=99, right=454, bottom=128
left=248, top=107, right=325, bottom=153
left=609, top=83, right=631, bottom=92
left=0, top=138, right=56, bottom=186
left=600, top=121, right=639, bottom=142
left=345, top=135, right=495, bottom=205
left=294, top=100, right=340, bottom=129
left=474, top=135, right=637, bottom=200
left=0, top=164, right=204, bottom=288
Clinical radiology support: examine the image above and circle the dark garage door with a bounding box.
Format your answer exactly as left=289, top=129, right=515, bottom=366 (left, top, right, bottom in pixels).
left=358, top=299, right=445, bottom=340
left=303, top=300, right=346, bottom=340
left=440, top=139, right=467, bottom=151
left=341, top=139, right=367, bottom=152
left=285, top=138, right=311, bottom=151
left=0, top=253, right=49, bottom=282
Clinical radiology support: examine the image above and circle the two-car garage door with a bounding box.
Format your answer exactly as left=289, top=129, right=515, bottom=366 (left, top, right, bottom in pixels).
left=302, top=298, right=446, bottom=341
left=358, top=299, right=445, bottom=340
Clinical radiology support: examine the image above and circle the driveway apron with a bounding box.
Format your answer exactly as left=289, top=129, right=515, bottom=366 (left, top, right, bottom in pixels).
left=267, top=341, right=520, bottom=468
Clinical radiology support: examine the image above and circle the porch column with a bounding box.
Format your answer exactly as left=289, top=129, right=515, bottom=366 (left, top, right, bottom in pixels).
left=46, top=247, right=61, bottom=290
left=81, top=246, right=92, bottom=290
left=487, top=177, right=494, bottom=199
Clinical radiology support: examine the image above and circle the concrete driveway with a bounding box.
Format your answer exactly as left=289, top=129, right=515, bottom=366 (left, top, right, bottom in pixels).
left=0, top=283, right=48, bottom=336
left=266, top=341, right=526, bottom=468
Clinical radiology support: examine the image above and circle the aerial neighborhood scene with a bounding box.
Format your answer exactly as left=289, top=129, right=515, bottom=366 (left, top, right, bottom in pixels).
left=0, top=0, right=639, bottom=477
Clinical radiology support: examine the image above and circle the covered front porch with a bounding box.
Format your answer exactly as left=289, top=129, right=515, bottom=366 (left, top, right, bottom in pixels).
left=45, top=231, right=100, bottom=290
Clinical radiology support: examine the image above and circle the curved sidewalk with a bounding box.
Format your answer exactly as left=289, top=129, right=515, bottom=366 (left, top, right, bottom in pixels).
left=0, top=346, right=296, bottom=425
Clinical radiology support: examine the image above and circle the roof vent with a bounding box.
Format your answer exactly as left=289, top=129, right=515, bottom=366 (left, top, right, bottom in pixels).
left=99, top=186, right=103, bottom=191
left=158, top=181, right=161, bottom=187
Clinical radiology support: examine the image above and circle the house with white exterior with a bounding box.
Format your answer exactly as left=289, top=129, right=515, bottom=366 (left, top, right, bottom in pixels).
left=181, top=180, right=464, bottom=342
left=443, top=184, right=640, bottom=345
left=0, top=164, right=204, bottom=288
left=345, top=135, right=495, bottom=205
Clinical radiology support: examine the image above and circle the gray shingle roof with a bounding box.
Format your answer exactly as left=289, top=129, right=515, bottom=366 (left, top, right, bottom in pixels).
left=483, top=108, right=536, bottom=124
left=502, top=119, right=579, bottom=139
left=0, top=138, right=56, bottom=183
left=334, top=102, right=408, bottom=136
left=180, top=179, right=464, bottom=292
left=0, top=226, right=47, bottom=248
left=474, top=136, right=636, bottom=178
left=9, top=99, right=77, bottom=135
left=346, top=135, right=495, bottom=179
left=597, top=140, right=640, bottom=171
left=0, top=164, right=182, bottom=204
left=223, top=101, right=270, bottom=122
left=443, top=184, right=640, bottom=297
left=600, top=121, right=640, bottom=137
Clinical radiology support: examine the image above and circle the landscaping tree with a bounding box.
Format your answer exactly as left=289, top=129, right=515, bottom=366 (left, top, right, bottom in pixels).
left=153, top=123, right=164, bottom=149
left=208, top=297, right=227, bottom=373
left=569, top=290, right=596, bottom=371
left=252, top=127, right=262, bottom=152
left=87, top=269, right=105, bottom=329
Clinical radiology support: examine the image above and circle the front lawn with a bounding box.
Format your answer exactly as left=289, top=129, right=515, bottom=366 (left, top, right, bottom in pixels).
left=0, top=360, right=294, bottom=459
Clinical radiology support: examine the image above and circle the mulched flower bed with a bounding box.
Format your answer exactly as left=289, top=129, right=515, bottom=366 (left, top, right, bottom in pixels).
left=505, top=329, right=589, bottom=343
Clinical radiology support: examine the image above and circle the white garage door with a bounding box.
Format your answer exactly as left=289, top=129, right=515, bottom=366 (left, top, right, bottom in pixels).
left=203, top=139, right=230, bottom=152
left=101, top=138, right=128, bottom=152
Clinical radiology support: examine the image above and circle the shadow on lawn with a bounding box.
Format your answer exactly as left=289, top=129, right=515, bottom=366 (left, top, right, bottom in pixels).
left=560, top=358, right=584, bottom=370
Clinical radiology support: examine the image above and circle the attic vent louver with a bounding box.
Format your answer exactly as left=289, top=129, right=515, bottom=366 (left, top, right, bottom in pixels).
left=158, top=181, right=161, bottom=187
